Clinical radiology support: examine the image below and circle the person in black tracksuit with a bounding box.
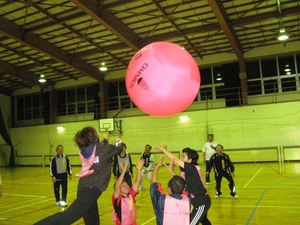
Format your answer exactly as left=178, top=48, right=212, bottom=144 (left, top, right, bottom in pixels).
left=50, top=145, right=72, bottom=206
left=206, top=144, right=239, bottom=199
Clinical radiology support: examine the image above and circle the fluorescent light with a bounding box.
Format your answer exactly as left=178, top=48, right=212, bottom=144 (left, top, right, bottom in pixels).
left=179, top=115, right=189, bottom=121
left=278, top=28, right=289, bottom=41
left=99, top=62, right=107, bottom=71
left=57, top=126, right=64, bottom=131
left=39, top=74, right=46, bottom=83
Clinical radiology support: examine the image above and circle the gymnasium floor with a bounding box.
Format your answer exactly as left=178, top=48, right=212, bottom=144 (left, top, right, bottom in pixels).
left=0, top=162, right=299, bottom=225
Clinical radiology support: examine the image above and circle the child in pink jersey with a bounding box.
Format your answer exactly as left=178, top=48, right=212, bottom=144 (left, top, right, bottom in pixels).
left=112, top=158, right=145, bottom=225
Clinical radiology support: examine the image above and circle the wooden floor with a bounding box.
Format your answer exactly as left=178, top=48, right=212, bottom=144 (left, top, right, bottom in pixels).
left=0, top=162, right=299, bottom=225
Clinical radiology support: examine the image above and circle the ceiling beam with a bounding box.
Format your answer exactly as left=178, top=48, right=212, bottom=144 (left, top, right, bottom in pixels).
left=70, top=0, right=142, bottom=51
left=207, top=0, right=244, bottom=60
left=0, top=60, right=54, bottom=88
left=0, top=16, right=104, bottom=83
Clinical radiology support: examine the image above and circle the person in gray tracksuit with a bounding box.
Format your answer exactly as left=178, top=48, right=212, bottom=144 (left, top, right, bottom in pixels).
left=50, top=145, right=72, bottom=206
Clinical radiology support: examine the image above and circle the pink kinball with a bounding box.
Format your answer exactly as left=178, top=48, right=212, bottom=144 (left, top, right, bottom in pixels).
left=126, top=42, right=201, bottom=117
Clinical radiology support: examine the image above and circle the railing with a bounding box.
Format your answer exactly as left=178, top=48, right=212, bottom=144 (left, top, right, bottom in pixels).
left=11, top=146, right=300, bottom=167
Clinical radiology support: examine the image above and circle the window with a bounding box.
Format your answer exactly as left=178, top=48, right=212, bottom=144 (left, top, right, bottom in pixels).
left=57, top=85, right=95, bottom=116
left=264, top=80, right=278, bottom=94
left=200, top=68, right=212, bottom=85
left=213, top=66, right=224, bottom=84
left=200, top=87, right=213, bottom=101
left=261, top=59, right=277, bottom=78
left=248, top=81, right=262, bottom=95
left=246, top=61, right=260, bottom=79
left=16, top=94, right=43, bottom=120
left=281, top=77, right=296, bottom=92
left=278, top=56, right=295, bottom=76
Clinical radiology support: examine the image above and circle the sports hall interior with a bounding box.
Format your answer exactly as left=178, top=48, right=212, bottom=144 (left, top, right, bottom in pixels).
left=0, top=1, right=299, bottom=225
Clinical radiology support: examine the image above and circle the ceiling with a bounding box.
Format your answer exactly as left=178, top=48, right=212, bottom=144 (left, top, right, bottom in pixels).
left=0, top=0, right=299, bottom=96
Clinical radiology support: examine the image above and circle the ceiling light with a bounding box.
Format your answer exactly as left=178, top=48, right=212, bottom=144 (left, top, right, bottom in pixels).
left=57, top=126, right=64, bottom=131
left=39, top=74, right=46, bottom=83
left=277, top=28, right=289, bottom=41
left=179, top=115, right=189, bottom=121
left=99, top=62, right=107, bottom=71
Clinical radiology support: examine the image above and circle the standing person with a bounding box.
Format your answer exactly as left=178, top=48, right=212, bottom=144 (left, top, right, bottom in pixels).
left=202, top=134, right=217, bottom=185
left=156, top=145, right=212, bottom=225
left=206, top=144, right=239, bottom=199
left=139, top=144, right=155, bottom=191
left=0, top=175, right=2, bottom=197
left=34, top=126, right=122, bottom=225
left=111, top=158, right=144, bottom=225
left=50, top=145, right=72, bottom=207
left=113, top=143, right=133, bottom=187
left=150, top=156, right=191, bottom=225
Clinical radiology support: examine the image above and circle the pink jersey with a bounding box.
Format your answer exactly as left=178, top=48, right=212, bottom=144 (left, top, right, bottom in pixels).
left=163, top=195, right=190, bottom=225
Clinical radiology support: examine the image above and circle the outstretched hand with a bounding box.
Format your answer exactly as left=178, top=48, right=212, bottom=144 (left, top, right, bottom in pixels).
left=155, top=145, right=167, bottom=152
left=156, top=155, right=165, bottom=167
left=103, top=134, right=108, bottom=140
left=164, top=159, right=175, bottom=175
left=120, top=162, right=128, bottom=172
left=136, top=158, right=145, bottom=170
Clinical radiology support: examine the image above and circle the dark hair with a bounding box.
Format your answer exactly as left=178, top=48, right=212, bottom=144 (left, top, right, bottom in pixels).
left=216, top=144, right=223, bottom=149
left=207, top=134, right=214, bottom=138
left=182, top=147, right=199, bottom=165
left=145, top=144, right=152, bottom=149
left=56, top=144, right=63, bottom=150
left=168, top=175, right=186, bottom=194
left=122, top=143, right=127, bottom=149
left=74, top=126, right=99, bottom=148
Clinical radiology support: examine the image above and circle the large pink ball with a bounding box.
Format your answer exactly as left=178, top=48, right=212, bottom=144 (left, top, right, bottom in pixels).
left=126, top=42, right=201, bottom=117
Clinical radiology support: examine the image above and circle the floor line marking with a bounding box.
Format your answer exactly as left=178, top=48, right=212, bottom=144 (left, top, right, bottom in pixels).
left=4, top=193, right=47, bottom=198
left=244, top=167, right=263, bottom=188
left=141, top=216, right=156, bottom=225
left=245, top=177, right=296, bottom=225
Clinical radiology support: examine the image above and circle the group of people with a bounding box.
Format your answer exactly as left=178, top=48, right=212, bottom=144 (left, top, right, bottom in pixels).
left=34, top=126, right=238, bottom=225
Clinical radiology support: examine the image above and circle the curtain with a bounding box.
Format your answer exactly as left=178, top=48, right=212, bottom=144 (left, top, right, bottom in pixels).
left=0, top=106, right=15, bottom=166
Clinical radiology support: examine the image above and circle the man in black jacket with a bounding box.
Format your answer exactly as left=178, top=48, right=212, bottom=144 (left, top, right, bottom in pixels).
left=206, top=144, right=239, bottom=199
left=50, top=145, right=72, bottom=207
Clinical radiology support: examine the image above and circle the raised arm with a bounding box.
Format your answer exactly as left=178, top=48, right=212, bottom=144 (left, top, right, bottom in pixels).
left=155, top=145, right=184, bottom=168
left=113, top=163, right=128, bottom=199
left=151, top=155, right=164, bottom=182
left=132, top=159, right=145, bottom=192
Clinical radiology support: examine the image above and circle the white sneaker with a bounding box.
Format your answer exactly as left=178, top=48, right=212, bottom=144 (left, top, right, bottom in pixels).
left=59, top=201, right=68, bottom=207
left=232, top=195, right=239, bottom=198
left=56, top=201, right=60, bottom=206
left=139, top=187, right=145, bottom=191
left=214, top=195, right=221, bottom=199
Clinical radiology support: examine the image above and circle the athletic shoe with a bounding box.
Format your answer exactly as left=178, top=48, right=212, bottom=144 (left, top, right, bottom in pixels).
left=232, top=195, right=239, bottom=198
left=139, top=187, right=145, bottom=191
left=56, top=201, right=60, bottom=206
left=214, top=195, right=221, bottom=199
left=59, top=201, right=68, bottom=207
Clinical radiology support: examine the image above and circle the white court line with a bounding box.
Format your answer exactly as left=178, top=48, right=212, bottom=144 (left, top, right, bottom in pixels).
left=141, top=216, right=156, bottom=225
left=244, top=167, right=263, bottom=188
left=0, top=195, right=49, bottom=210
left=0, top=199, right=52, bottom=214
left=212, top=204, right=300, bottom=209
left=0, top=190, right=77, bottom=212
left=4, top=193, right=47, bottom=198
